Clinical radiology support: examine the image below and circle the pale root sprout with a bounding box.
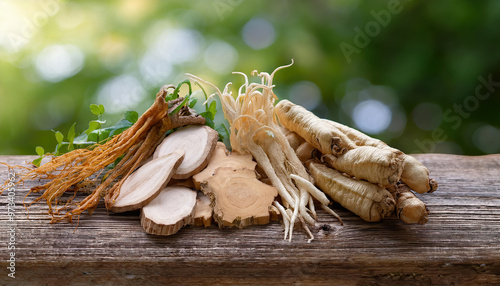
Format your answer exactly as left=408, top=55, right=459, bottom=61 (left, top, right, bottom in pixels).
left=187, top=61, right=339, bottom=241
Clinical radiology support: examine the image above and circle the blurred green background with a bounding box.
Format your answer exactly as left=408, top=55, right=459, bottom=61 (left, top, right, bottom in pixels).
left=1, top=0, right=499, bottom=155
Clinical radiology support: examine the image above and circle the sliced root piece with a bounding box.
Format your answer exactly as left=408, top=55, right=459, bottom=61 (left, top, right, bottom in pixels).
left=192, top=142, right=256, bottom=190
left=322, top=146, right=404, bottom=188
left=109, top=150, right=185, bottom=213
left=307, top=161, right=395, bottom=222
left=201, top=167, right=278, bottom=228
left=401, top=155, right=438, bottom=193
left=140, top=186, right=197, bottom=235
left=389, top=182, right=429, bottom=224
left=193, top=191, right=213, bottom=227
left=154, top=125, right=219, bottom=179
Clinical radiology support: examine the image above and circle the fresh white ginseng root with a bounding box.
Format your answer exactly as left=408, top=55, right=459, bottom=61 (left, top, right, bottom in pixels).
left=322, top=146, right=404, bottom=188
left=307, top=161, right=395, bottom=222
left=140, top=186, right=197, bottom=235
left=154, top=125, right=219, bottom=179
left=400, top=155, right=438, bottom=194
left=109, top=150, right=185, bottom=213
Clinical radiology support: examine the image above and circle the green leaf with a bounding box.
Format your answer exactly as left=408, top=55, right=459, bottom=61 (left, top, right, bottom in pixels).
left=204, top=116, right=214, bottom=129
left=32, top=157, right=42, bottom=167
left=55, top=131, right=64, bottom=144
left=216, top=123, right=230, bottom=141
left=208, top=100, right=217, bottom=120
left=98, top=104, right=105, bottom=115
left=189, top=97, right=198, bottom=109
left=90, top=104, right=101, bottom=115
left=173, top=80, right=192, bottom=99
left=86, top=120, right=101, bottom=134
left=124, top=111, right=138, bottom=123
left=35, top=146, right=44, bottom=156
left=67, top=122, right=76, bottom=151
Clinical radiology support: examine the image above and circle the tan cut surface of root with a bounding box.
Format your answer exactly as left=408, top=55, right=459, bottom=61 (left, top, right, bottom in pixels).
left=401, top=155, right=438, bottom=194
left=109, top=150, right=185, bottom=213
left=389, top=182, right=429, bottom=224
left=322, top=146, right=404, bottom=188
left=154, top=125, right=219, bottom=179
left=140, top=186, right=197, bottom=236
left=192, top=191, right=213, bottom=227
left=308, top=161, right=395, bottom=222
left=201, top=168, right=278, bottom=228
left=192, top=142, right=256, bottom=190
left=275, top=100, right=356, bottom=156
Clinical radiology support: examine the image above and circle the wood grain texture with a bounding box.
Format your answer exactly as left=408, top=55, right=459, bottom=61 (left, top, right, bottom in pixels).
left=1, top=154, right=499, bottom=285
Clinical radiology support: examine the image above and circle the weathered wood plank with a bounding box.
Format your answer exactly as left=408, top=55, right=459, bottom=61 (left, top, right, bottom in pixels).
left=1, top=154, right=499, bottom=285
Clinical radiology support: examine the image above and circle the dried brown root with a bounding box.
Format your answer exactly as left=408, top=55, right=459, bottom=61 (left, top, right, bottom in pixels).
left=389, top=182, right=429, bottom=224
left=307, top=161, right=395, bottom=222
left=192, top=142, right=256, bottom=190
left=154, top=125, right=219, bottom=179
left=201, top=167, right=278, bottom=228
left=140, top=186, right=197, bottom=235
left=1, top=87, right=205, bottom=223
left=322, top=146, right=404, bottom=188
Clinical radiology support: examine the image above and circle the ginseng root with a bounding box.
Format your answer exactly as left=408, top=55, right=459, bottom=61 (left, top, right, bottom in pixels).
left=388, top=182, right=429, bottom=224
left=307, top=161, right=395, bottom=222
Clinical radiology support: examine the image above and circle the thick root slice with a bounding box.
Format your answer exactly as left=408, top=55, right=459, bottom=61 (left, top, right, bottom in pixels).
left=154, top=125, right=219, bottom=179
left=275, top=100, right=356, bottom=156
left=401, top=155, right=438, bottom=193
left=109, top=150, right=185, bottom=213
left=140, top=186, right=197, bottom=235
left=192, top=191, right=213, bottom=227
left=192, top=142, right=256, bottom=190
left=201, top=168, right=278, bottom=228
left=322, top=146, right=404, bottom=188
left=389, top=183, right=429, bottom=224
left=307, top=161, right=395, bottom=222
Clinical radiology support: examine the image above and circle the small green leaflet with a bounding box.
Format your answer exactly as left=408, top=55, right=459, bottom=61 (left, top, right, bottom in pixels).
left=35, top=146, right=44, bottom=156
left=90, top=104, right=105, bottom=116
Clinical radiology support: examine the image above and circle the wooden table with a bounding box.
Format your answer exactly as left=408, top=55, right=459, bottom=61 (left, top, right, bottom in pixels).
left=0, top=154, right=499, bottom=285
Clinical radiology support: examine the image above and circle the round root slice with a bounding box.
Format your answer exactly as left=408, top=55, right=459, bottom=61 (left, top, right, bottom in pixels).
left=154, top=125, right=219, bottom=179
left=141, top=186, right=197, bottom=235
left=202, top=168, right=278, bottom=228
left=109, top=150, right=185, bottom=213
left=192, top=142, right=256, bottom=190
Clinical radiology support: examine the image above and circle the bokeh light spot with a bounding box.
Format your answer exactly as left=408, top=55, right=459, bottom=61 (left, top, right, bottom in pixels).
left=242, top=18, right=276, bottom=50
left=473, top=125, right=500, bottom=153
left=412, top=102, right=443, bottom=131
left=352, top=99, right=392, bottom=134
left=35, top=44, right=84, bottom=82
left=96, top=75, right=146, bottom=114
left=204, top=40, right=238, bottom=74
left=288, top=81, right=322, bottom=111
